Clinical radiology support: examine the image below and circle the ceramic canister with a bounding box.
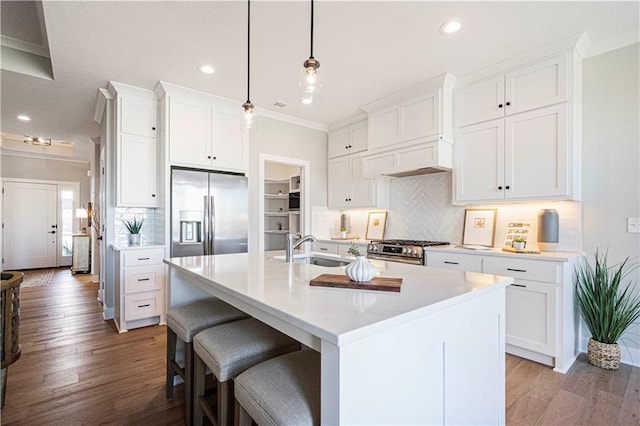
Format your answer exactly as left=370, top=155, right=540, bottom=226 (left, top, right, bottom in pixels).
left=537, top=209, right=559, bottom=252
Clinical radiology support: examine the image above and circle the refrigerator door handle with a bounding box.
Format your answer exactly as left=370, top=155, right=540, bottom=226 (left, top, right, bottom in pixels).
left=210, top=195, right=216, bottom=254
left=203, top=195, right=209, bottom=254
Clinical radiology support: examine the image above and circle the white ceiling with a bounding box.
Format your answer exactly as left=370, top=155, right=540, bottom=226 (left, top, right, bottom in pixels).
left=1, top=1, right=638, bottom=161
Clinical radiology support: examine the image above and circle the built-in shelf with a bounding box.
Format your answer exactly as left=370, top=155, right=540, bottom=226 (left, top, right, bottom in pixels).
left=264, top=173, right=301, bottom=250
left=265, top=194, right=288, bottom=198
left=265, top=212, right=289, bottom=217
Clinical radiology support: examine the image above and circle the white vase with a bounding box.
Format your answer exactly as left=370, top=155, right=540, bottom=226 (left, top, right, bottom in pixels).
left=513, top=241, right=525, bottom=250
left=345, top=256, right=376, bottom=282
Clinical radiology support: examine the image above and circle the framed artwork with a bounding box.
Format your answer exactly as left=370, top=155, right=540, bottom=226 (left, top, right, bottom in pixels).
left=462, top=208, right=497, bottom=247
left=365, top=211, right=387, bottom=240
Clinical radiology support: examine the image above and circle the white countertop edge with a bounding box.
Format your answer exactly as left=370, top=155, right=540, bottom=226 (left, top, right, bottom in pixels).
left=164, top=255, right=514, bottom=347
left=113, top=243, right=165, bottom=251
left=424, top=245, right=582, bottom=262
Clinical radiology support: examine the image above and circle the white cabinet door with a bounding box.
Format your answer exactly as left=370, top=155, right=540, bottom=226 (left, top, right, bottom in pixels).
left=328, top=120, right=368, bottom=159
left=327, top=157, right=351, bottom=209
left=118, top=134, right=158, bottom=207
left=455, top=119, right=505, bottom=202
left=169, top=96, right=212, bottom=167
left=505, top=104, right=568, bottom=199
left=120, top=95, right=157, bottom=137
left=368, top=107, right=399, bottom=150
left=211, top=109, right=245, bottom=171
left=505, top=54, right=568, bottom=116
left=455, top=76, right=505, bottom=127
left=505, top=280, right=556, bottom=356
left=349, top=156, right=375, bottom=208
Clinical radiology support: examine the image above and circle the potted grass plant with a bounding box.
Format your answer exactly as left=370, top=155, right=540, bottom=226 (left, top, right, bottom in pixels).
left=122, top=217, right=144, bottom=245
left=574, top=250, right=640, bottom=369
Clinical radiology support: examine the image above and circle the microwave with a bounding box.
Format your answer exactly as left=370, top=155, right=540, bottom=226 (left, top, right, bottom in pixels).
left=288, top=192, right=300, bottom=211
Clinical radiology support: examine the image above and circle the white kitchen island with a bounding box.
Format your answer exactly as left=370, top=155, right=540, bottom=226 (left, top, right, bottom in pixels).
left=164, top=252, right=513, bottom=425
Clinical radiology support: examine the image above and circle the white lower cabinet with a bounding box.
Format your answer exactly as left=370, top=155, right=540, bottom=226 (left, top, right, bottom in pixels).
left=426, top=249, right=578, bottom=372
left=114, top=247, right=166, bottom=332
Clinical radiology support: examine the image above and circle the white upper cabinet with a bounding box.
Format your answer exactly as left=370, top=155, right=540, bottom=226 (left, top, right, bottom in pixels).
left=328, top=118, right=367, bottom=159
left=120, top=95, right=158, bottom=137
left=453, top=33, right=589, bottom=204
left=455, top=54, right=568, bottom=128
left=157, top=82, right=248, bottom=173
left=363, top=73, right=455, bottom=152
left=328, top=155, right=388, bottom=209
left=109, top=83, right=159, bottom=208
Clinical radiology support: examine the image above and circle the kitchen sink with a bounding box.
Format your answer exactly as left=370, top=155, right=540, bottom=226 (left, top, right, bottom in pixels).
left=271, top=254, right=350, bottom=267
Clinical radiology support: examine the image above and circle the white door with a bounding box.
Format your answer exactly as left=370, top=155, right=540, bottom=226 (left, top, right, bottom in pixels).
left=3, top=181, right=58, bottom=269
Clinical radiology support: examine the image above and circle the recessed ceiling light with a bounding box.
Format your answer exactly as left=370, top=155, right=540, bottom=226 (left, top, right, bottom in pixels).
left=198, top=64, right=215, bottom=74
left=440, top=21, right=461, bottom=35
left=17, top=114, right=31, bottom=121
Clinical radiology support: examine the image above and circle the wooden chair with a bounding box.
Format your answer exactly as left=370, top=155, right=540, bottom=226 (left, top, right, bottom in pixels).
left=1, top=271, right=23, bottom=408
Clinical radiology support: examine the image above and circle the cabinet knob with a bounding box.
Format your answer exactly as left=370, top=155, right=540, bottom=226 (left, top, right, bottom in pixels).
left=152, top=127, right=156, bottom=131
left=506, top=102, right=511, bottom=106
left=348, top=145, right=352, bottom=148
left=213, top=156, right=217, bottom=160
left=207, top=155, right=211, bottom=159
left=498, top=104, right=503, bottom=108
left=345, top=146, right=349, bottom=149
left=151, top=194, right=156, bottom=197
left=505, top=185, right=510, bottom=190
left=498, top=186, right=503, bottom=190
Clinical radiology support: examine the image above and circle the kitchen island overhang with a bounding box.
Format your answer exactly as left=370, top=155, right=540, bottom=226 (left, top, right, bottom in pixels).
left=165, top=252, right=513, bottom=425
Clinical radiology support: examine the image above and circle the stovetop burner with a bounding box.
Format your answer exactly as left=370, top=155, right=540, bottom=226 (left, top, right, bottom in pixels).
left=371, top=239, right=450, bottom=247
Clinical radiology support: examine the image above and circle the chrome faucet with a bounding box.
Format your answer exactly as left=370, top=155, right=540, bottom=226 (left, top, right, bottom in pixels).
left=285, top=234, right=316, bottom=263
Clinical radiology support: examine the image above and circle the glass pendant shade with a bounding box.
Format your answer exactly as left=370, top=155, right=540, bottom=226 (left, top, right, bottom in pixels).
left=242, top=101, right=255, bottom=130
left=300, top=58, right=322, bottom=104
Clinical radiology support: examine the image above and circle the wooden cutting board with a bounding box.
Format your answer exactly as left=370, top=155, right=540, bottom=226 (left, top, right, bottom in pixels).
left=310, top=274, right=402, bottom=292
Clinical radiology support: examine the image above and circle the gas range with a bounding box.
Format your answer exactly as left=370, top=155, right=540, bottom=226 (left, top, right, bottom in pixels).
left=367, top=239, right=450, bottom=265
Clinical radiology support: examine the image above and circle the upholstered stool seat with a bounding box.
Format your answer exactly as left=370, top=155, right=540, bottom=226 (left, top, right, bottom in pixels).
left=166, top=298, right=248, bottom=425
left=193, top=318, right=300, bottom=426
left=234, top=350, right=321, bottom=426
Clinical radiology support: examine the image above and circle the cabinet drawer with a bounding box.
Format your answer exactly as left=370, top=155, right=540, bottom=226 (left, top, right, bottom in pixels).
left=125, top=291, right=163, bottom=321
left=427, top=251, right=482, bottom=272
left=312, top=242, right=338, bottom=255
left=124, top=265, right=164, bottom=294
left=123, top=248, right=165, bottom=267
left=483, top=257, right=560, bottom=283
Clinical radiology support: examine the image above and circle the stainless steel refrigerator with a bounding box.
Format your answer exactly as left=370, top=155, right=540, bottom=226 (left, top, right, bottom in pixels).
left=171, top=167, right=248, bottom=257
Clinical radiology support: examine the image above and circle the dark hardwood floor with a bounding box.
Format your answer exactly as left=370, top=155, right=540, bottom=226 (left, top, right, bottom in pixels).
left=2, top=268, right=639, bottom=425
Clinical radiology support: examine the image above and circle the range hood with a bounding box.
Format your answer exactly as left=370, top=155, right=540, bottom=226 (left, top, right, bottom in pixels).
left=362, top=140, right=453, bottom=179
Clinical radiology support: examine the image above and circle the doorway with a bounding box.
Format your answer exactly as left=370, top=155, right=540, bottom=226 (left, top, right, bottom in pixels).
left=258, top=154, right=311, bottom=252
left=2, top=179, right=80, bottom=270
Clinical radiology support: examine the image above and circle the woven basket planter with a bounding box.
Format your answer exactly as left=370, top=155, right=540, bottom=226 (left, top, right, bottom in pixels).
left=587, top=338, right=620, bottom=370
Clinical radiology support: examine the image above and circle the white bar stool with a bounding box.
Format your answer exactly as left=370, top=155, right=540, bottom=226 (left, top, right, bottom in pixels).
left=166, top=298, right=248, bottom=425
left=234, top=350, right=320, bottom=426
left=192, top=318, right=300, bottom=426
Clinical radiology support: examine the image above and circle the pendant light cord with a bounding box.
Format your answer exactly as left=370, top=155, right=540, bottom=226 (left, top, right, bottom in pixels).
left=246, top=0, right=251, bottom=103
left=309, top=0, right=314, bottom=59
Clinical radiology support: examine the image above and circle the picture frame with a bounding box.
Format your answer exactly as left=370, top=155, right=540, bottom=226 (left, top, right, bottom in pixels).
left=365, top=211, right=387, bottom=241
left=462, top=208, right=497, bottom=247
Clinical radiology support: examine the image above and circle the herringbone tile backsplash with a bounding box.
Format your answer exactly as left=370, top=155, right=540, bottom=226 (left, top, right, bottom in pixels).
left=313, top=171, right=581, bottom=251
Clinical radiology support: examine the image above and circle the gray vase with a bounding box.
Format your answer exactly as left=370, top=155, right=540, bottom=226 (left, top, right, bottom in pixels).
left=537, top=209, right=559, bottom=252
left=129, top=234, right=141, bottom=245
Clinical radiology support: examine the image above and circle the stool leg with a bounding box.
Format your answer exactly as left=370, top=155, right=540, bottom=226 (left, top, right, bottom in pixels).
left=193, top=354, right=206, bottom=426
left=218, top=380, right=234, bottom=426
left=235, top=400, right=253, bottom=426
left=166, top=327, right=178, bottom=400
left=185, top=341, right=194, bottom=426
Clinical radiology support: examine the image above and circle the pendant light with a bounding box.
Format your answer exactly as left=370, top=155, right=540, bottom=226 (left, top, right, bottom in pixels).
left=300, top=0, right=322, bottom=104
left=242, top=0, right=254, bottom=129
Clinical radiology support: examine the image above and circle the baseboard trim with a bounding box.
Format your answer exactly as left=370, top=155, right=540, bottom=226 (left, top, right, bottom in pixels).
left=506, top=344, right=554, bottom=367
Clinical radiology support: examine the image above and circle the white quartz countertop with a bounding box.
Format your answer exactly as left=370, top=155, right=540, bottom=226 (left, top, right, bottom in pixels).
left=424, top=245, right=581, bottom=262
left=164, top=251, right=513, bottom=346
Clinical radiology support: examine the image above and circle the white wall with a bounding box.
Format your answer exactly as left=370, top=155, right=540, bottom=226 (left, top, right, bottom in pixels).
left=581, top=43, right=640, bottom=365
left=247, top=116, right=327, bottom=251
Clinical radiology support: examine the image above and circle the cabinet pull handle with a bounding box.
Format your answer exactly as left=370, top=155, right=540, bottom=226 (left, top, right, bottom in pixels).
left=507, top=268, right=527, bottom=273
left=137, top=278, right=150, bottom=282
left=320, top=247, right=328, bottom=251
left=138, top=303, right=151, bottom=308
left=138, top=257, right=150, bottom=261
left=444, top=261, right=459, bottom=265
left=498, top=104, right=503, bottom=108
left=511, top=283, right=527, bottom=288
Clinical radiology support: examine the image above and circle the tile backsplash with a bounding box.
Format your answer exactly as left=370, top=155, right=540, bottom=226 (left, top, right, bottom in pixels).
left=314, top=172, right=581, bottom=252
left=115, top=207, right=159, bottom=246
